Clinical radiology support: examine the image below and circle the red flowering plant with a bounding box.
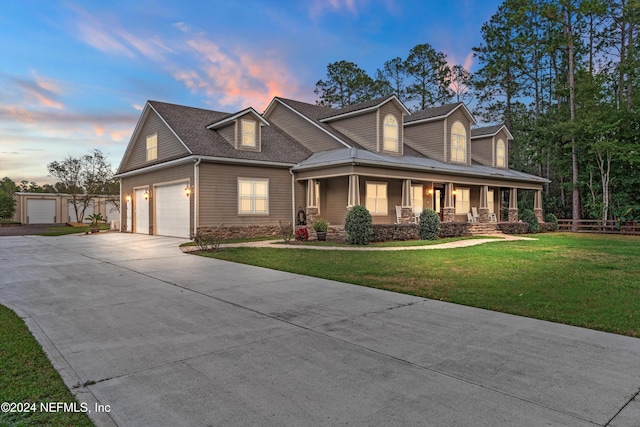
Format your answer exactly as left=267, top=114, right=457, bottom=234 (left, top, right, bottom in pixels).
left=295, top=227, right=309, bottom=241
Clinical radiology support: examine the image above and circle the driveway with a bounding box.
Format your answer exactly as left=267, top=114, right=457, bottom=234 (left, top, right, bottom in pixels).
left=0, top=233, right=638, bottom=426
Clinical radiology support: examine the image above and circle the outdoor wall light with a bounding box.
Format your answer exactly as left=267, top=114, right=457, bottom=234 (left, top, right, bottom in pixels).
left=184, top=184, right=192, bottom=197
left=426, top=188, right=434, bottom=196
left=125, top=194, right=131, bottom=202
left=143, top=190, right=149, bottom=200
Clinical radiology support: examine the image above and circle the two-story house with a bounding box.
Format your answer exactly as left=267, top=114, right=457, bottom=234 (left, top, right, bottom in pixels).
left=116, top=95, right=548, bottom=238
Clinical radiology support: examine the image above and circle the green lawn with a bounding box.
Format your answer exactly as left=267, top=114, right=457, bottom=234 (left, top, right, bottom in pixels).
left=37, top=225, right=110, bottom=236
left=200, top=233, right=640, bottom=337
left=0, top=305, right=94, bottom=426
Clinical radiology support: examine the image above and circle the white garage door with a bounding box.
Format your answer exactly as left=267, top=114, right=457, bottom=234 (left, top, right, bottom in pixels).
left=68, top=201, right=94, bottom=223
left=155, top=183, right=190, bottom=238
left=134, top=188, right=149, bottom=234
left=27, top=199, right=56, bottom=224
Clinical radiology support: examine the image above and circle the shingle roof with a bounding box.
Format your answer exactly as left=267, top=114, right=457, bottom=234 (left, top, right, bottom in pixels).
left=471, top=124, right=512, bottom=139
left=318, top=94, right=403, bottom=120
left=148, top=101, right=311, bottom=164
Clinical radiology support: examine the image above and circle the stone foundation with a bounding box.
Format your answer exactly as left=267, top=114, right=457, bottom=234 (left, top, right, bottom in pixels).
left=508, top=208, right=519, bottom=222
left=400, top=207, right=415, bottom=224
left=442, top=207, right=456, bottom=223
left=534, top=208, right=544, bottom=223
left=198, top=225, right=281, bottom=240
left=478, top=207, right=490, bottom=223
left=305, top=207, right=318, bottom=225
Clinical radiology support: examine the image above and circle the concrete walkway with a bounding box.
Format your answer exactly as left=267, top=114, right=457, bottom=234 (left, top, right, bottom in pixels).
left=0, top=233, right=638, bottom=426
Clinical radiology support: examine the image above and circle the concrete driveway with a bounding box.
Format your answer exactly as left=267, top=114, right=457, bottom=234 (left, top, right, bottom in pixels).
left=0, top=233, right=638, bottom=426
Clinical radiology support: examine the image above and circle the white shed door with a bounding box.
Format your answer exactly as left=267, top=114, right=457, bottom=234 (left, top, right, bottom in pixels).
left=155, top=183, right=190, bottom=238
left=27, top=199, right=56, bottom=224
left=134, top=189, right=149, bottom=234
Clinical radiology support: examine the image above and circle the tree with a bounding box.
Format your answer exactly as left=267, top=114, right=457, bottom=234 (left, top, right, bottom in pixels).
left=314, top=61, right=382, bottom=108
left=448, top=64, right=473, bottom=103
left=405, top=43, right=452, bottom=110
left=376, top=57, right=409, bottom=103
left=48, top=149, right=115, bottom=223
left=0, top=177, right=17, bottom=220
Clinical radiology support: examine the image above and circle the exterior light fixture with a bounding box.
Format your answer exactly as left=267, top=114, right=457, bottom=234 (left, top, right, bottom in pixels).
left=185, top=184, right=192, bottom=197
left=125, top=194, right=131, bottom=202
left=143, top=190, right=149, bottom=200
left=426, top=188, right=434, bottom=195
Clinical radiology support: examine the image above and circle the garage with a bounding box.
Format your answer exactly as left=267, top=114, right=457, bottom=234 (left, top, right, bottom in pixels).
left=27, top=199, right=56, bottom=224
left=155, top=182, right=190, bottom=238
left=134, top=188, right=149, bottom=234
left=68, top=201, right=94, bottom=223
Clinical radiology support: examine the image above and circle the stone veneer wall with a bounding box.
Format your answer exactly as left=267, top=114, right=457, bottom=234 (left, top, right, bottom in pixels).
left=198, top=225, right=281, bottom=239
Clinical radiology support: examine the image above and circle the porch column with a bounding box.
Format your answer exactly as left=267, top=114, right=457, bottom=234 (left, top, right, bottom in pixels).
left=400, top=179, right=414, bottom=224
left=442, top=182, right=456, bottom=223
left=305, top=179, right=318, bottom=224
left=534, top=189, right=544, bottom=223
left=347, top=175, right=360, bottom=209
left=508, top=188, right=519, bottom=222
left=478, top=185, right=490, bottom=223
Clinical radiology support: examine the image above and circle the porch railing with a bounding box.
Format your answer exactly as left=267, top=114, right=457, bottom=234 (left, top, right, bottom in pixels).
left=557, top=219, right=640, bottom=235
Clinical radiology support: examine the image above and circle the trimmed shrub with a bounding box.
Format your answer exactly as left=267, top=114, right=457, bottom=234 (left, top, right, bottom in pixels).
left=519, top=209, right=540, bottom=233
left=419, top=208, right=441, bottom=240
left=345, top=205, right=373, bottom=245
left=371, top=224, right=419, bottom=242
left=544, top=213, right=559, bottom=231
left=295, top=227, right=309, bottom=240
left=498, top=222, right=529, bottom=234
left=438, top=222, right=472, bottom=237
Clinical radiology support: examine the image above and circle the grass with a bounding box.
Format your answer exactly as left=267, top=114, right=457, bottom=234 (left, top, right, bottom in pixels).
left=277, top=235, right=502, bottom=247
left=37, top=225, right=110, bottom=236
left=0, top=305, right=94, bottom=427
left=179, top=235, right=278, bottom=247
left=199, top=233, right=640, bottom=337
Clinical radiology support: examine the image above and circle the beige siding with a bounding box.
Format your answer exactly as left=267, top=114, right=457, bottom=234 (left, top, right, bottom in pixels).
left=324, top=176, right=349, bottom=225
left=266, top=103, right=342, bottom=152
left=378, top=103, right=404, bottom=156
left=472, top=136, right=493, bottom=166
left=121, top=163, right=194, bottom=235
left=217, top=122, right=236, bottom=147
left=329, top=112, right=377, bottom=152
left=121, top=110, right=190, bottom=173
left=496, top=129, right=510, bottom=167
left=404, top=120, right=446, bottom=162
left=198, top=163, right=292, bottom=226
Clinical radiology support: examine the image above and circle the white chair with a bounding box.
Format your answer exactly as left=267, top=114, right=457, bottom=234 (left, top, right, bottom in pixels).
left=395, top=205, right=402, bottom=224
left=467, top=212, right=476, bottom=223
left=490, top=213, right=497, bottom=222
left=471, top=207, right=479, bottom=223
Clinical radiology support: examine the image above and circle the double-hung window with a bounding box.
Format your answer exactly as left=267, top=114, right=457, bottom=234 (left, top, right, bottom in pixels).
left=238, top=179, right=268, bottom=214
left=411, top=184, right=423, bottom=215
left=455, top=188, right=470, bottom=214
left=383, top=114, right=399, bottom=152
left=451, top=122, right=466, bottom=163
left=146, top=133, right=157, bottom=161
left=241, top=120, right=256, bottom=148
left=366, top=182, right=388, bottom=215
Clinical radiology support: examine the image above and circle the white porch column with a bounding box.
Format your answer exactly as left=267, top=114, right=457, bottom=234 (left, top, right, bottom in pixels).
left=347, top=175, right=360, bottom=208
left=534, top=189, right=544, bottom=223
left=306, top=179, right=317, bottom=207
left=401, top=179, right=412, bottom=208
left=478, top=185, right=490, bottom=222
left=509, top=188, right=519, bottom=222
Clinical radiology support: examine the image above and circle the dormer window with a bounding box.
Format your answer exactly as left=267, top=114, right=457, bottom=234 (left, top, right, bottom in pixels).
left=496, top=139, right=506, bottom=168
left=383, top=114, right=399, bottom=152
left=241, top=120, right=256, bottom=147
left=146, top=133, right=157, bottom=161
left=451, top=121, right=466, bottom=163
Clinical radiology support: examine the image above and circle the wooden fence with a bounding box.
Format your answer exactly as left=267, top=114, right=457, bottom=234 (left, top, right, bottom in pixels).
left=557, top=219, right=640, bottom=235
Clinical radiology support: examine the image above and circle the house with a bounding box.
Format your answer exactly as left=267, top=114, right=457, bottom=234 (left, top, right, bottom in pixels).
left=115, top=95, right=548, bottom=239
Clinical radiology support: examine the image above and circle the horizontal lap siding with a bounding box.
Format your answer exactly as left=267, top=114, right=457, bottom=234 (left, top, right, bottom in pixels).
left=198, top=163, right=292, bottom=226
left=472, top=136, right=494, bottom=166
left=122, top=110, right=190, bottom=172
left=267, top=104, right=342, bottom=152
left=378, top=103, right=404, bottom=156
left=330, top=112, right=377, bottom=152
left=404, top=120, right=445, bottom=162
left=325, top=176, right=349, bottom=225
left=121, top=163, right=194, bottom=234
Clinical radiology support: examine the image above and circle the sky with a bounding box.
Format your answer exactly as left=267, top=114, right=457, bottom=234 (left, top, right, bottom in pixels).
left=0, top=0, right=503, bottom=185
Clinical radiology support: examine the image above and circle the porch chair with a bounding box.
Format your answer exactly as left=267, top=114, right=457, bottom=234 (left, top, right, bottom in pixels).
left=467, top=212, right=475, bottom=223
left=471, top=207, right=479, bottom=223
left=490, top=213, right=498, bottom=222
left=395, top=205, right=402, bottom=224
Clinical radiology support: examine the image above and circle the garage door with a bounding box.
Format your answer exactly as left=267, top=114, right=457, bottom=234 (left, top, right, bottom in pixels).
left=68, top=202, right=94, bottom=223
left=27, top=199, right=56, bottom=224
left=155, top=183, right=190, bottom=238
left=134, top=189, right=149, bottom=234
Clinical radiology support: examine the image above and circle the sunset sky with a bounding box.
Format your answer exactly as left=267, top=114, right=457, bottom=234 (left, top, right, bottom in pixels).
left=0, top=0, right=503, bottom=184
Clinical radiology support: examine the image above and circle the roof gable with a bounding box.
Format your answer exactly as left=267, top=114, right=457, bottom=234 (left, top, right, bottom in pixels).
left=207, top=107, right=269, bottom=129
left=471, top=124, right=514, bottom=140
left=405, top=103, right=477, bottom=126
left=318, top=94, right=410, bottom=122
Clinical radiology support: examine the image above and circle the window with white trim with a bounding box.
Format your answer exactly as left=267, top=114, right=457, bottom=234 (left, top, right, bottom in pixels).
left=365, top=182, right=388, bottom=215
left=455, top=188, right=470, bottom=214
left=146, top=133, right=157, bottom=161
left=451, top=122, right=466, bottom=163
left=241, top=120, right=256, bottom=147
left=496, top=139, right=506, bottom=168
left=488, top=189, right=495, bottom=213
left=383, top=114, right=399, bottom=152
left=411, top=184, right=423, bottom=215
left=238, top=179, right=268, bottom=214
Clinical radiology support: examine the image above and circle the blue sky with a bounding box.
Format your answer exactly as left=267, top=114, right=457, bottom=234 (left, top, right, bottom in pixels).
left=0, top=0, right=502, bottom=184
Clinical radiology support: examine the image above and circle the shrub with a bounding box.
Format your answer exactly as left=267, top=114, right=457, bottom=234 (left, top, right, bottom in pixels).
left=295, top=227, right=309, bottom=241
left=345, top=205, right=373, bottom=245
left=544, top=213, right=558, bottom=231
left=519, top=209, right=540, bottom=233
left=419, top=208, right=440, bottom=240
left=0, top=192, right=16, bottom=220
left=498, top=222, right=529, bottom=234
left=313, top=218, right=328, bottom=232
left=279, top=220, right=294, bottom=242
left=190, top=228, right=222, bottom=252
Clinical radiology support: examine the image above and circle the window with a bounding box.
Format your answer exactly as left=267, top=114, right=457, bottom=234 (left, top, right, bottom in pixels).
left=411, top=185, right=423, bottom=215
left=455, top=188, right=470, bottom=214
left=241, top=120, right=256, bottom=147
left=496, top=139, right=506, bottom=168
left=146, top=133, right=157, bottom=161
left=451, top=122, right=466, bottom=163
left=382, top=114, right=399, bottom=152
left=488, top=189, right=495, bottom=213
left=238, top=179, right=268, bottom=214
left=365, top=182, right=388, bottom=215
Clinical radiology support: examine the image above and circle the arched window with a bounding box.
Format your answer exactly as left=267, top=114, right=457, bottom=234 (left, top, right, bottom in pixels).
left=496, top=139, right=506, bottom=168
left=383, top=114, right=399, bottom=152
left=451, top=121, right=466, bottom=162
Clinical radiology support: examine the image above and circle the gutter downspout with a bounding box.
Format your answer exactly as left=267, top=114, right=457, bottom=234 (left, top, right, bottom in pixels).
left=119, top=178, right=122, bottom=232
left=194, top=158, right=202, bottom=237
left=289, top=168, right=296, bottom=228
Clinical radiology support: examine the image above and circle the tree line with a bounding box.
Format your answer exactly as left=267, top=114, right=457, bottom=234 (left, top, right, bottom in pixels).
left=314, top=0, right=639, bottom=225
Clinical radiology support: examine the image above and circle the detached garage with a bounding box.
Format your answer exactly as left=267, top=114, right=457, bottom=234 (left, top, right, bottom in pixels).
left=155, top=182, right=190, bottom=238
left=27, top=199, right=57, bottom=224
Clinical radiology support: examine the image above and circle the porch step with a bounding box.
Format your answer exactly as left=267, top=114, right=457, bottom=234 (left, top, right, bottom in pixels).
left=468, top=222, right=502, bottom=236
